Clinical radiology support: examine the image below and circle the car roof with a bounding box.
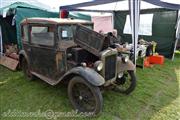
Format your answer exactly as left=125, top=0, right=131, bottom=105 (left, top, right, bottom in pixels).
left=21, top=17, right=93, bottom=25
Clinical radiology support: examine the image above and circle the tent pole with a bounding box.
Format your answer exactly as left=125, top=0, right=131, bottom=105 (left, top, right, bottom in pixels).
left=172, top=10, right=180, bottom=60
left=112, top=11, right=115, bottom=29
left=172, top=39, right=178, bottom=60
left=0, top=25, right=3, bottom=57
left=129, top=0, right=141, bottom=67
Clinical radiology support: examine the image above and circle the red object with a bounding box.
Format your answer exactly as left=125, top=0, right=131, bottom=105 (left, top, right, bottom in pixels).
left=60, top=10, right=69, bottom=18
left=144, top=57, right=150, bottom=67
left=149, top=55, right=164, bottom=65
left=144, top=57, right=153, bottom=68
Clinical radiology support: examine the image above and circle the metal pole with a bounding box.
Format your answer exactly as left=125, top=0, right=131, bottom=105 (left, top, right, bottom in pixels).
left=0, top=25, right=3, bottom=57
left=172, top=10, right=180, bottom=60
left=112, top=11, right=114, bottom=29
left=129, top=0, right=141, bottom=66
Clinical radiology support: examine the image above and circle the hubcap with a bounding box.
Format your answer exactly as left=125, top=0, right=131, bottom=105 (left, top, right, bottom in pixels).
left=116, top=72, right=131, bottom=90
left=72, top=83, right=96, bottom=112
left=79, top=96, right=83, bottom=100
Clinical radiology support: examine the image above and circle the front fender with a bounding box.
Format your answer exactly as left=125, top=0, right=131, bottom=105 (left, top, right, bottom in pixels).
left=57, top=67, right=105, bottom=86
left=117, top=57, right=136, bottom=72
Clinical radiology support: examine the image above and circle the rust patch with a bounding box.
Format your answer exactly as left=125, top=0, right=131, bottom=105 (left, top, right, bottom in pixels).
left=56, top=52, right=63, bottom=70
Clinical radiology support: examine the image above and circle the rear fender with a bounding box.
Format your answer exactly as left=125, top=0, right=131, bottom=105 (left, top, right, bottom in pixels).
left=19, top=50, right=29, bottom=66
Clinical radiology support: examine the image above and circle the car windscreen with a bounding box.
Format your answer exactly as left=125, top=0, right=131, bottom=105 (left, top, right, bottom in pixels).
left=58, top=24, right=93, bottom=41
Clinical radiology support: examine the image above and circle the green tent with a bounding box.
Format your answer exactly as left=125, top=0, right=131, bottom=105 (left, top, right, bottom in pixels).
left=114, top=8, right=178, bottom=58
left=0, top=2, right=58, bottom=49
left=0, top=2, right=91, bottom=49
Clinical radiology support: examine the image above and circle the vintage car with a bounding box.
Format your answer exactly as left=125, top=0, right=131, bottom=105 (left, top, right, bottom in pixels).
left=19, top=18, right=136, bottom=114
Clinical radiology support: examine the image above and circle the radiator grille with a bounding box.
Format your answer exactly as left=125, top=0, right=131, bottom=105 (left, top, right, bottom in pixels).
left=105, top=55, right=116, bottom=80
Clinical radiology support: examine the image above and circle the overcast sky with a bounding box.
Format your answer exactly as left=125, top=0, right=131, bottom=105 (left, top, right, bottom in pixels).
left=37, top=0, right=180, bottom=11
left=1, top=0, right=179, bottom=12
left=161, top=0, right=180, bottom=4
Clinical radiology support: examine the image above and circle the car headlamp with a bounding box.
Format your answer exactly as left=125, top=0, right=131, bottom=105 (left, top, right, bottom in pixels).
left=118, top=72, right=124, bottom=78
left=94, top=61, right=103, bottom=71
left=122, top=56, right=129, bottom=63
left=81, top=62, right=87, bottom=67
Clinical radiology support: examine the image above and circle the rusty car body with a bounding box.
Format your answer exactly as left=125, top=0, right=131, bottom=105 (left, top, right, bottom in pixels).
left=19, top=18, right=136, bottom=114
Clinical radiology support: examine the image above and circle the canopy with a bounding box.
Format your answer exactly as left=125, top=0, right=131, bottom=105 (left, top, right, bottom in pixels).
left=60, top=0, right=180, bottom=62
left=0, top=0, right=51, bottom=11
left=0, top=2, right=59, bottom=49
left=0, top=2, right=91, bottom=50
left=60, top=0, right=180, bottom=12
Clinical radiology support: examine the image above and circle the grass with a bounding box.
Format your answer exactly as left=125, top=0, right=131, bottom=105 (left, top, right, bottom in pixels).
left=0, top=53, right=180, bottom=120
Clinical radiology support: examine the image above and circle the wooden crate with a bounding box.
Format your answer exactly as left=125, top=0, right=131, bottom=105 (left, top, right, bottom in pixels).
left=0, top=56, right=19, bottom=71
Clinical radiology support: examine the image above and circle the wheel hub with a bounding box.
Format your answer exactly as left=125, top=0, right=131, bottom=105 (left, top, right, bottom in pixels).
left=79, top=96, right=83, bottom=100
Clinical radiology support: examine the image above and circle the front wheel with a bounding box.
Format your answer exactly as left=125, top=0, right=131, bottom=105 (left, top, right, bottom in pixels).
left=68, top=76, right=103, bottom=115
left=113, top=70, right=136, bottom=94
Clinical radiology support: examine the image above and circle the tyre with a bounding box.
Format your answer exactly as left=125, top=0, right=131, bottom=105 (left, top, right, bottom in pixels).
left=114, top=70, right=136, bottom=94
left=21, top=58, right=34, bottom=80
left=68, top=76, right=103, bottom=115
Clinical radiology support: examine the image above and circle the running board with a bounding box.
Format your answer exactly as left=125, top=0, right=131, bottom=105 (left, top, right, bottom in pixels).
left=31, top=72, right=58, bottom=86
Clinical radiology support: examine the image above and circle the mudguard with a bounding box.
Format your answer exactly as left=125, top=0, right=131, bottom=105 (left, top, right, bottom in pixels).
left=117, top=57, right=136, bottom=72
left=19, top=50, right=29, bottom=66
left=57, top=67, right=105, bottom=86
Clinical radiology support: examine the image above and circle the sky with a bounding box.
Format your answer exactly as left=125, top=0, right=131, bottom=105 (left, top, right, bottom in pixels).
left=1, top=0, right=180, bottom=12
left=36, top=0, right=180, bottom=12
left=161, top=0, right=180, bottom=4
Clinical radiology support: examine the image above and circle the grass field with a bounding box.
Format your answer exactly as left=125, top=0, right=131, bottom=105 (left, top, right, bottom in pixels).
left=0, top=54, right=180, bottom=120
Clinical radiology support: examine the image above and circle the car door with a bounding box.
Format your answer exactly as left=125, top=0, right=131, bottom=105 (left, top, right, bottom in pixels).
left=29, top=24, right=58, bottom=80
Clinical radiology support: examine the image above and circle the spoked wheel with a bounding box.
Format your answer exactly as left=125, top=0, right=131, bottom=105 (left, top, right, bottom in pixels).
left=113, top=70, right=136, bottom=94
left=21, top=58, right=34, bottom=80
left=68, top=76, right=103, bottom=115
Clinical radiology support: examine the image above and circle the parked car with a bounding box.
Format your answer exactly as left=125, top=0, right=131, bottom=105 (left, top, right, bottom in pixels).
left=19, top=18, right=136, bottom=115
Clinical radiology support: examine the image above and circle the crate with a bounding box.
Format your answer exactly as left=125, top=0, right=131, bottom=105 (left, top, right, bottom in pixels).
left=149, top=55, right=164, bottom=65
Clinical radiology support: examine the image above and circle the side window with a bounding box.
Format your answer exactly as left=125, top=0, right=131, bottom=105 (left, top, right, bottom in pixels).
left=85, top=25, right=93, bottom=30
left=21, top=25, right=28, bottom=42
left=30, top=26, right=54, bottom=46
left=58, top=25, right=73, bottom=41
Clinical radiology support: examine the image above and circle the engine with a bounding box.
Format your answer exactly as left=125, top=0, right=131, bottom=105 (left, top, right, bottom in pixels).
left=67, top=47, right=99, bottom=68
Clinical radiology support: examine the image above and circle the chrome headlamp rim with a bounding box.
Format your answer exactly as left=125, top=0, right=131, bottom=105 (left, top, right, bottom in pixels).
left=122, top=55, right=129, bottom=63
left=94, top=61, right=103, bottom=71
left=118, top=72, right=124, bottom=78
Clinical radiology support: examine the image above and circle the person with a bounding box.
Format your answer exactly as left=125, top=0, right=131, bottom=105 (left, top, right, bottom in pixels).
left=112, top=29, right=122, bottom=44
left=106, top=29, right=122, bottom=47
left=102, top=29, right=123, bottom=50
left=107, top=29, right=126, bottom=52
left=112, top=29, right=118, bottom=37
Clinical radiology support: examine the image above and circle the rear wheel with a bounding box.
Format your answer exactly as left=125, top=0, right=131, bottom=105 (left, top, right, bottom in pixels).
left=113, top=70, right=136, bottom=94
left=21, top=58, right=34, bottom=80
left=68, top=76, right=103, bottom=115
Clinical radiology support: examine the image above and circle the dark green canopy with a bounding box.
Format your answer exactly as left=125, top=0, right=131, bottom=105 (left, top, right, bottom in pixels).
left=114, top=8, right=178, bottom=58
left=0, top=2, right=91, bottom=49
left=0, top=2, right=58, bottom=49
